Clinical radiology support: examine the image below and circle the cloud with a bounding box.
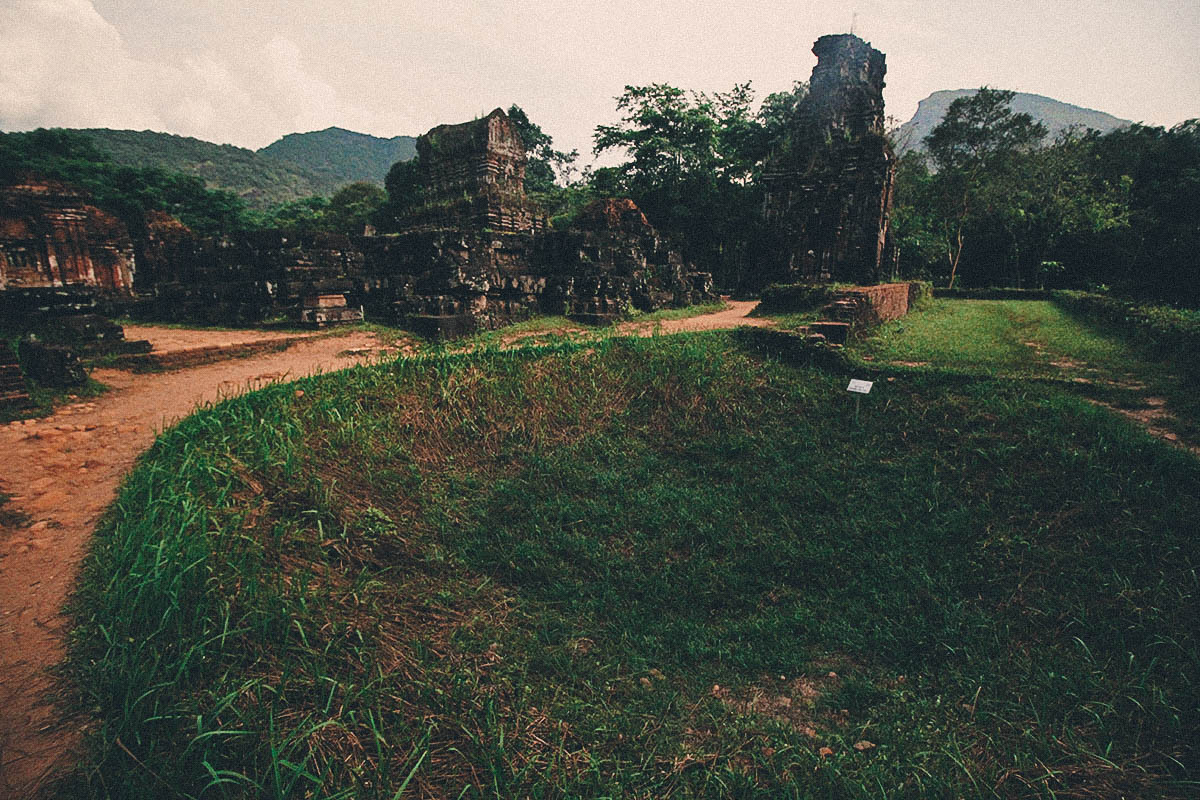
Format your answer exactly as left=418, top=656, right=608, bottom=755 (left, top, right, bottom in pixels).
left=0, top=0, right=351, bottom=147
left=0, top=0, right=166, bottom=131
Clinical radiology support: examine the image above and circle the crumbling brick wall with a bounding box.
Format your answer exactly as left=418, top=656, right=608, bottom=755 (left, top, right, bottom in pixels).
left=835, top=283, right=914, bottom=326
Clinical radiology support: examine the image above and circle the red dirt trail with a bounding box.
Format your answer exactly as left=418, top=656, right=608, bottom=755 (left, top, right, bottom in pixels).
left=0, top=326, right=393, bottom=797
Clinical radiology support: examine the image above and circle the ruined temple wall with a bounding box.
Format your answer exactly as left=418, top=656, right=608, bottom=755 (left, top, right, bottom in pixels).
left=135, top=229, right=368, bottom=323
left=0, top=178, right=134, bottom=294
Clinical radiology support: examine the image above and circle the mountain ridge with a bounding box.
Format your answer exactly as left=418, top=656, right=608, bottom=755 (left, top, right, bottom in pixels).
left=64, top=126, right=416, bottom=208
left=257, top=127, right=416, bottom=193
left=893, top=89, right=1132, bottom=154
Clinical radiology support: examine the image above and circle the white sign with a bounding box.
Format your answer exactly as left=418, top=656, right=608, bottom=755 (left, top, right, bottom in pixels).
left=847, top=379, right=874, bottom=394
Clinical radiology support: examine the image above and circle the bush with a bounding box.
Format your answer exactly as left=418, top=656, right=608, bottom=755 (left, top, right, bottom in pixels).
left=753, top=283, right=841, bottom=315
left=933, top=287, right=1052, bottom=300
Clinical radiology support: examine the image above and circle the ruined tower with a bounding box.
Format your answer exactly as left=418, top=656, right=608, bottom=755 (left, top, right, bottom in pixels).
left=396, top=108, right=544, bottom=233
left=760, top=33, right=896, bottom=287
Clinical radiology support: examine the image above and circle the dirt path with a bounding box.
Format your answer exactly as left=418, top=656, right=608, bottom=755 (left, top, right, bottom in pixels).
left=0, top=329, right=393, bottom=797
left=617, top=299, right=772, bottom=336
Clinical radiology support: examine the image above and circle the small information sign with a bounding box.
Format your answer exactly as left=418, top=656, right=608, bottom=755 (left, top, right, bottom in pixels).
left=847, top=379, right=874, bottom=394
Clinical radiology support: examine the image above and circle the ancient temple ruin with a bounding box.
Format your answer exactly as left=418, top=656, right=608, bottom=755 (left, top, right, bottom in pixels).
left=399, top=108, right=545, bottom=233
left=364, top=108, right=715, bottom=337
left=0, top=108, right=714, bottom=337
left=0, top=175, right=135, bottom=294
left=760, top=33, right=896, bottom=287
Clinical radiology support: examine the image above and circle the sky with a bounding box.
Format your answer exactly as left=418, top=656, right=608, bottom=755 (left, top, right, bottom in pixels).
left=2, top=0, right=1198, bottom=162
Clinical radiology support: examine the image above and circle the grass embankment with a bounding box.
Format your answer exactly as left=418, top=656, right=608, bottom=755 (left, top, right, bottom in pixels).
left=64, top=332, right=1199, bottom=798
left=853, top=298, right=1200, bottom=446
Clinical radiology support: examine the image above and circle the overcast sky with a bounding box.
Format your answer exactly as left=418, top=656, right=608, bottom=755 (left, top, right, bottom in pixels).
left=2, top=0, right=1198, bottom=160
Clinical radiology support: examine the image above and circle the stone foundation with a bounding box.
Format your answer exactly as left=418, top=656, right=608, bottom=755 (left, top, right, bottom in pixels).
left=794, top=281, right=924, bottom=345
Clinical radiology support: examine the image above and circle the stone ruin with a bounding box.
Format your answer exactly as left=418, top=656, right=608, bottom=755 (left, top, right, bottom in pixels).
left=759, top=33, right=896, bottom=287
left=111, top=108, right=715, bottom=338
left=0, top=176, right=149, bottom=394
left=0, top=175, right=135, bottom=294
left=400, top=108, right=546, bottom=233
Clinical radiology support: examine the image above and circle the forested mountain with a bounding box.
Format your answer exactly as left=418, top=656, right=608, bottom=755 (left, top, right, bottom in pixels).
left=257, top=127, right=417, bottom=188
left=75, top=128, right=336, bottom=207
left=894, top=90, right=1130, bottom=153
left=67, top=127, right=417, bottom=208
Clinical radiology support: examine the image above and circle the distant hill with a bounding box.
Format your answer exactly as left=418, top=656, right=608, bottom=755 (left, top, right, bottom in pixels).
left=894, top=90, right=1131, bottom=154
left=75, top=128, right=336, bottom=208
left=257, top=127, right=417, bottom=189
left=71, top=127, right=417, bottom=209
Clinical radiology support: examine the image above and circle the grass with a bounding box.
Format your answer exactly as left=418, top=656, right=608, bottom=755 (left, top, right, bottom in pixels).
left=851, top=299, right=1200, bottom=446
left=61, top=328, right=1199, bottom=798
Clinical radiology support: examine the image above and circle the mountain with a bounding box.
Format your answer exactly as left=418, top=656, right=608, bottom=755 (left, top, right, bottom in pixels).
left=75, top=128, right=338, bottom=208
left=257, top=127, right=417, bottom=189
left=71, top=127, right=418, bottom=209
left=893, top=90, right=1131, bottom=154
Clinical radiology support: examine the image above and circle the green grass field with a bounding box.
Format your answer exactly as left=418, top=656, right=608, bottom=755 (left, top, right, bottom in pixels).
left=853, top=299, right=1200, bottom=447
left=60, top=321, right=1199, bottom=798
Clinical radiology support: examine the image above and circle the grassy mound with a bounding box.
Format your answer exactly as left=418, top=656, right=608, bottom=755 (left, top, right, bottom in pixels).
left=64, top=333, right=1199, bottom=798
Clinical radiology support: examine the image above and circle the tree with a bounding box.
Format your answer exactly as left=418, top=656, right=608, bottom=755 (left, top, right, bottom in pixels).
left=264, top=196, right=329, bottom=233
left=326, top=182, right=387, bottom=234
left=590, top=82, right=802, bottom=288
left=506, top=104, right=578, bottom=193
left=923, top=88, right=1046, bottom=287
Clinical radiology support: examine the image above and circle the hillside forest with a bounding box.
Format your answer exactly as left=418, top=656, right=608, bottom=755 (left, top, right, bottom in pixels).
left=1, top=88, right=1197, bottom=305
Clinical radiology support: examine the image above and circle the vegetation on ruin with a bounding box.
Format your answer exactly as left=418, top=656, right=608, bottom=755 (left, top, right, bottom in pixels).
left=60, top=318, right=1199, bottom=798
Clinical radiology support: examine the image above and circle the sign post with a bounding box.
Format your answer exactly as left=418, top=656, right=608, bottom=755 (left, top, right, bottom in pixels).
left=846, top=379, right=873, bottom=424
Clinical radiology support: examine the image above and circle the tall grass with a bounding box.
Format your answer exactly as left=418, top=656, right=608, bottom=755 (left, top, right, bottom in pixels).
left=62, top=332, right=1200, bottom=798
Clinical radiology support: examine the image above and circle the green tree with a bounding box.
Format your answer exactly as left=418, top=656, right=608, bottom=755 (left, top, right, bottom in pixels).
left=264, top=196, right=329, bottom=233
left=506, top=104, right=579, bottom=193
left=923, top=88, right=1047, bottom=287
left=591, top=82, right=800, bottom=288
left=326, top=181, right=387, bottom=234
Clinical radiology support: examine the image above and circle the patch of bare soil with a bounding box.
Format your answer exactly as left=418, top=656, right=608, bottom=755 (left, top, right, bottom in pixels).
left=0, top=329, right=388, bottom=796
left=617, top=300, right=774, bottom=336
left=1090, top=396, right=1200, bottom=454
left=1021, top=338, right=1199, bottom=452
left=120, top=324, right=321, bottom=353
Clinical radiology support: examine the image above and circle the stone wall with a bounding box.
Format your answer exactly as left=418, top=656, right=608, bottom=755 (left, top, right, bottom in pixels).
left=0, top=176, right=134, bottom=294
left=136, top=197, right=715, bottom=336
left=834, top=282, right=917, bottom=326
left=135, top=227, right=365, bottom=324
left=759, top=34, right=896, bottom=288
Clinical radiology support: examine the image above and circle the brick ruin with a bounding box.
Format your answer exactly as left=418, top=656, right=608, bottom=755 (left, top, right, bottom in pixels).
left=401, top=108, right=545, bottom=234
left=760, top=33, right=896, bottom=287
left=0, top=176, right=134, bottom=294
left=126, top=108, right=715, bottom=337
